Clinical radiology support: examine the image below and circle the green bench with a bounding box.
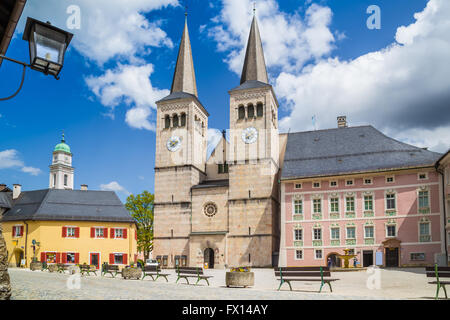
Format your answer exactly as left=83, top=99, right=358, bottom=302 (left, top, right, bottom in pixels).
left=176, top=267, right=212, bottom=286
left=426, top=265, right=450, bottom=299
left=102, top=264, right=121, bottom=278
left=142, top=265, right=170, bottom=282
left=274, top=266, right=339, bottom=293
left=80, top=264, right=98, bottom=276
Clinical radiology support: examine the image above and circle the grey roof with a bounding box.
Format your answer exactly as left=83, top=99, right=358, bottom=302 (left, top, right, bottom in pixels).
left=240, top=16, right=269, bottom=85
left=230, top=80, right=271, bottom=92
left=0, top=192, right=12, bottom=209
left=192, top=180, right=229, bottom=190
left=1, top=189, right=135, bottom=223
left=281, top=126, right=442, bottom=180
left=156, top=91, right=210, bottom=117
left=170, top=17, right=198, bottom=97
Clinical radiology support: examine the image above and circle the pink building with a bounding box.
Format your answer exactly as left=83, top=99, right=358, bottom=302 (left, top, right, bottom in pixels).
left=279, top=118, right=448, bottom=268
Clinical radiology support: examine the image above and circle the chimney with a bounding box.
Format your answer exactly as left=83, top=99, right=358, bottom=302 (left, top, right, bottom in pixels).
left=337, top=116, right=348, bottom=128
left=81, top=184, right=88, bottom=191
left=13, top=184, right=22, bottom=199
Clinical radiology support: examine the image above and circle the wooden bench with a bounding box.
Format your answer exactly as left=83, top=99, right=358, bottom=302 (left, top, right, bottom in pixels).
left=142, top=265, right=170, bottom=282
left=102, top=264, right=121, bottom=278
left=274, top=267, right=339, bottom=293
left=426, top=265, right=450, bottom=299
left=80, top=264, right=98, bottom=276
left=176, top=267, right=212, bottom=286
left=57, top=264, right=73, bottom=274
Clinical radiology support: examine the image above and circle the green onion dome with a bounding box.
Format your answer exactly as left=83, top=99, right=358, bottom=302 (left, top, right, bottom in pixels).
left=54, top=133, right=71, bottom=153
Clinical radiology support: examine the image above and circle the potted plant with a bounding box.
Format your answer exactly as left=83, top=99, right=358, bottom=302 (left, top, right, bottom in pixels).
left=30, top=257, right=43, bottom=271
left=226, top=266, right=254, bottom=288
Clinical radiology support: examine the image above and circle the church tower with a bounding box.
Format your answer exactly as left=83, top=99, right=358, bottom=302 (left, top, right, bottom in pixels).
left=49, top=133, right=74, bottom=190
left=227, top=15, right=280, bottom=267
left=153, top=14, right=209, bottom=265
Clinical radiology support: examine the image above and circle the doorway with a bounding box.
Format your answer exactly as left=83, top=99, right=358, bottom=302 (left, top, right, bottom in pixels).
left=90, top=253, right=100, bottom=269
left=363, top=251, right=374, bottom=267
left=14, top=249, right=24, bottom=267
left=385, top=247, right=399, bottom=267
left=204, top=248, right=214, bottom=269
left=327, top=253, right=341, bottom=268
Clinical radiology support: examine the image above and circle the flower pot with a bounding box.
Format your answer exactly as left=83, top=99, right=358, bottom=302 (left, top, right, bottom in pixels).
left=122, top=267, right=142, bottom=280
left=48, top=264, right=58, bottom=273
left=30, top=262, right=43, bottom=271
left=226, top=272, right=254, bottom=288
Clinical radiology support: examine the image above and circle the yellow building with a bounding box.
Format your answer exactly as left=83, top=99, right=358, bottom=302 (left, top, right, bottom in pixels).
left=0, top=135, right=137, bottom=269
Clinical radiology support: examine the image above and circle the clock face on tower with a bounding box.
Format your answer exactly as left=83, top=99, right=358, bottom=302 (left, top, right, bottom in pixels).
left=242, top=127, right=258, bottom=144
left=166, top=136, right=182, bottom=152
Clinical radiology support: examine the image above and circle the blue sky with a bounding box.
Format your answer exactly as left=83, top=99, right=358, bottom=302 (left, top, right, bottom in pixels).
left=1, top=0, right=449, bottom=202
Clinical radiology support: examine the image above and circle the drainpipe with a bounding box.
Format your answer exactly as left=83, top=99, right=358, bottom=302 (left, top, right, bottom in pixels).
left=437, top=168, right=448, bottom=264
left=23, top=221, right=28, bottom=267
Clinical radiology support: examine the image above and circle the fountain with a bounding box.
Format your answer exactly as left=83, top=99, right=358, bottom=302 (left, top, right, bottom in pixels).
left=337, top=249, right=357, bottom=268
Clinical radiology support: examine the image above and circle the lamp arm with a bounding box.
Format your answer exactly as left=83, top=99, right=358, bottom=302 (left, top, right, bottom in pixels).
left=0, top=54, right=29, bottom=101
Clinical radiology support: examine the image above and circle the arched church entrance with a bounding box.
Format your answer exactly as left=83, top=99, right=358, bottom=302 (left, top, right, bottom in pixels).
left=13, top=248, right=24, bottom=267
left=327, top=253, right=341, bottom=269
left=204, top=248, right=214, bottom=269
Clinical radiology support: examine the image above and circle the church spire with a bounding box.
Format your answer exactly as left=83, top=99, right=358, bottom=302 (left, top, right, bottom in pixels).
left=170, top=14, right=198, bottom=97
left=240, top=15, right=269, bottom=85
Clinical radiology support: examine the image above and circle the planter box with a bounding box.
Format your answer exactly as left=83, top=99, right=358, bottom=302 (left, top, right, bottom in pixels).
left=122, top=267, right=142, bottom=280
left=48, top=264, right=58, bottom=273
left=30, top=262, right=43, bottom=271
left=226, top=272, right=254, bottom=288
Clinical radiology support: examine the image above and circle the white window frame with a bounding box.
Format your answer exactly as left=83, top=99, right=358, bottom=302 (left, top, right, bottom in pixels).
left=385, top=192, right=397, bottom=210
left=313, top=228, right=322, bottom=241
left=363, top=177, right=373, bottom=185
left=312, top=198, right=322, bottom=214
left=329, top=180, right=338, bottom=187
left=386, top=175, right=395, bottom=183
left=95, top=227, right=105, bottom=239
left=113, top=253, right=125, bottom=265
left=313, top=181, right=321, bottom=189
left=410, top=252, right=426, bottom=261
left=345, top=196, right=355, bottom=212
left=330, top=227, right=340, bottom=240
left=314, top=249, right=323, bottom=260
left=364, top=194, right=374, bottom=211
left=114, top=228, right=124, bottom=239
left=346, top=226, right=356, bottom=239
left=417, top=189, right=430, bottom=210
left=364, top=225, right=375, bottom=239
left=418, top=220, right=431, bottom=242
left=386, top=224, right=397, bottom=238
left=295, top=250, right=303, bottom=260
left=329, top=197, right=340, bottom=214
left=66, top=252, right=76, bottom=264
left=65, top=226, right=77, bottom=238
left=346, top=179, right=354, bottom=186
left=293, top=228, right=303, bottom=241
left=293, top=198, right=303, bottom=215
left=295, top=183, right=302, bottom=189
left=13, top=225, right=23, bottom=238
left=417, top=172, right=429, bottom=181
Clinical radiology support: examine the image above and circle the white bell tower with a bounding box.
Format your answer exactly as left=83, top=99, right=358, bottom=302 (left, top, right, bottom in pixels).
left=49, top=133, right=74, bottom=190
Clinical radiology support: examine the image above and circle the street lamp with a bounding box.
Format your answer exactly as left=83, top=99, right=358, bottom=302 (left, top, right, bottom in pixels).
left=0, top=17, right=73, bottom=101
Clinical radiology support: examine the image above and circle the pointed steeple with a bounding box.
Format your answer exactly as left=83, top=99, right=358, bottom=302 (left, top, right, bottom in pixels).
left=170, top=15, right=198, bottom=97
left=240, top=16, right=269, bottom=85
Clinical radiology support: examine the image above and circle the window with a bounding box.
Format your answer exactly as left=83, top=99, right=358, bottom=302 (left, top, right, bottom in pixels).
left=364, top=195, right=373, bottom=211
left=386, top=176, right=394, bottom=183
left=162, top=256, right=168, bottom=267
left=418, top=191, right=429, bottom=208
left=256, top=103, right=264, bottom=117
left=180, top=113, right=186, bottom=127
left=181, top=255, right=187, bottom=267
left=172, top=114, right=179, bottom=127
left=330, top=197, right=339, bottom=213
left=13, top=225, right=23, bottom=238
left=346, top=227, right=356, bottom=239
left=164, top=115, right=170, bottom=129
left=331, top=228, right=340, bottom=240
left=418, top=173, right=428, bottom=180
left=238, top=106, right=245, bottom=119
left=313, top=228, right=322, bottom=240
left=315, top=250, right=323, bottom=259
left=247, top=104, right=255, bottom=118
left=45, top=253, right=57, bottom=264
left=313, top=182, right=321, bottom=188
left=410, top=253, right=425, bottom=261
left=313, top=199, right=322, bottom=214
left=114, top=253, right=124, bottom=265
left=66, top=227, right=76, bottom=237
left=386, top=193, right=396, bottom=210
left=364, top=226, right=374, bottom=238
left=295, top=183, right=302, bottom=189
left=346, top=197, right=355, bottom=212
left=346, top=180, right=354, bottom=186
left=294, top=229, right=303, bottom=241
left=64, top=174, right=68, bottom=186
left=218, top=164, right=224, bottom=174
left=295, top=250, right=303, bottom=260
left=419, top=222, right=431, bottom=242
left=95, top=228, right=105, bottom=238
left=364, top=178, right=372, bottom=185
left=386, top=225, right=396, bottom=237
left=53, top=174, right=56, bottom=187
left=294, top=200, right=303, bottom=214
left=114, top=228, right=124, bottom=239
left=66, top=253, right=76, bottom=264
left=330, top=181, right=337, bottom=187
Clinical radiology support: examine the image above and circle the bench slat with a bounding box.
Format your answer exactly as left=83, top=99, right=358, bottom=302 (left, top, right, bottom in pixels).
left=275, top=267, right=329, bottom=272
left=275, top=271, right=331, bottom=277
left=426, top=272, right=450, bottom=278
left=425, top=266, right=450, bottom=272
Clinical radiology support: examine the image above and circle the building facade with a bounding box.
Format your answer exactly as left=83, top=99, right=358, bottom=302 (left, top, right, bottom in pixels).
left=0, top=137, right=137, bottom=269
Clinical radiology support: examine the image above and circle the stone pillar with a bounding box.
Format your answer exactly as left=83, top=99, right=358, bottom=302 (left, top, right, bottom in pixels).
left=0, top=223, right=11, bottom=300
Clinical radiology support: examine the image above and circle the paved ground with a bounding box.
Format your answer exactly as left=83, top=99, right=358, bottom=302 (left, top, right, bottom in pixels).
left=7, top=267, right=443, bottom=300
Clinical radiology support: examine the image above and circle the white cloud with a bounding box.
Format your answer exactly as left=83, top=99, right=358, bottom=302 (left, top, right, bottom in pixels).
left=85, top=64, right=169, bottom=131
left=100, top=181, right=131, bottom=195
left=275, top=0, right=450, bottom=153
left=207, top=0, right=336, bottom=75
left=0, top=149, right=42, bottom=175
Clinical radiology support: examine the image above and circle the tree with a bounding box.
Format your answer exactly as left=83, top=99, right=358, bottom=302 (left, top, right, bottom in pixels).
left=125, top=191, right=154, bottom=261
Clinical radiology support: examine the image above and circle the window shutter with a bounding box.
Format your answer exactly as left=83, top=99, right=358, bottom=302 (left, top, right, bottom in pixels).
left=104, top=228, right=108, bottom=238
left=75, top=227, right=80, bottom=238
left=20, top=226, right=24, bottom=237
left=123, top=229, right=127, bottom=239
left=56, top=253, right=61, bottom=263
left=75, top=253, right=80, bottom=264
left=109, top=253, right=114, bottom=264
left=12, top=227, right=16, bottom=237
left=90, top=227, right=95, bottom=238
left=62, top=227, right=67, bottom=238
left=41, top=252, right=45, bottom=262
left=123, top=254, right=128, bottom=265
left=62, top=253, right=67, bottom=264
left=110, top=228, right=114, bottom=238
